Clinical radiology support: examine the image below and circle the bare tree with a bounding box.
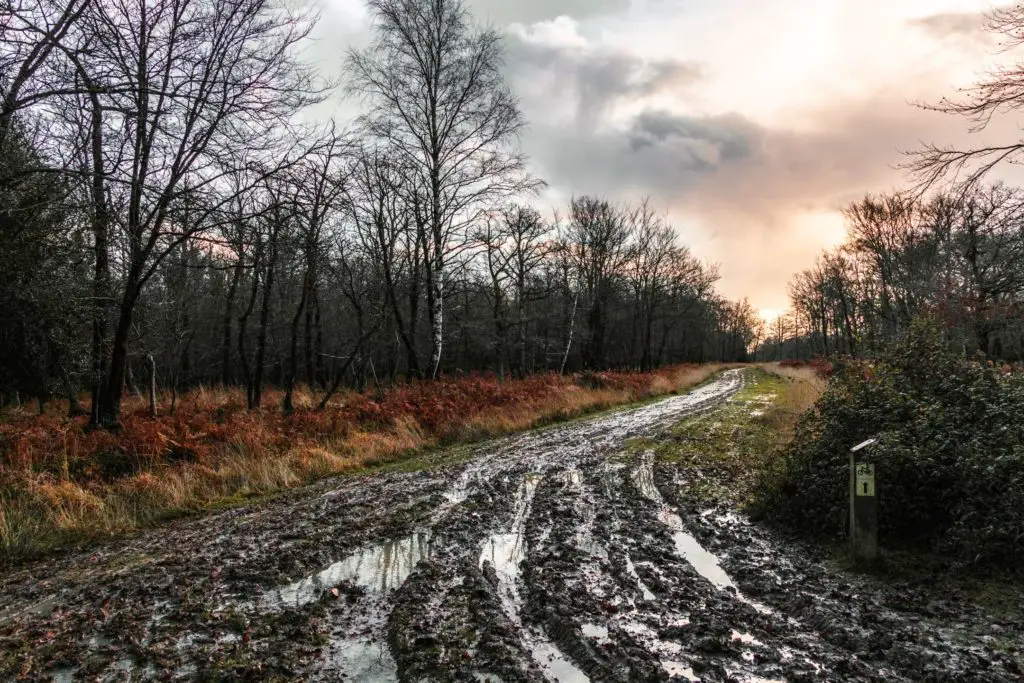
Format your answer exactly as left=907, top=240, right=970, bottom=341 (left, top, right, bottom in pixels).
left=283, top=132, right=348, bottom=413
left=347, top=0, right=542, bottom=378
left=564, top=196, right=635, bottom=370
left=905, top=6, right=1024, bottom=193
left=67, top=0, right=325, bottom=426
left=0, top=0, right=91, bottom=152
left=626, top=200, right=676, bottom=371
left=500, top=205, right=551, bottom=376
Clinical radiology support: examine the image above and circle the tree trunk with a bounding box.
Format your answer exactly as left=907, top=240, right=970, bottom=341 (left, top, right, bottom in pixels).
left=221, top=256, right=242, bottom=385
left=516, top=273, right=528, bottom=377
left=97, top=286, right=139, bottom=429
left=304, top=289, right=314, bottom=386
left=253, top=251, right=276, bottom=410
left=641, top=302, right=655, bottom=372
left=147, top=353, right=157, bottom=418
left=560, top=288, right=579, bottom=376
left=239, top=267, right=260, bottom=409
left=428, top=248, right=444, bottom=378
left=88, top=89, right=110, bottom=429
left=283, top=267, right=311, bottom=414
left=126, top=360, right=140, bottom=398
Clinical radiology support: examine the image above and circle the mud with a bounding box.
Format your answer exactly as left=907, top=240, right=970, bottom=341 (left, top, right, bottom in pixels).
left=1, top=369, right=1021, bottom=681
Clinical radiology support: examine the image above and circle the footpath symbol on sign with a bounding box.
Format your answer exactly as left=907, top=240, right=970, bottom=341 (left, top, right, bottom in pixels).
left=855, top=462, right=875, bottom=497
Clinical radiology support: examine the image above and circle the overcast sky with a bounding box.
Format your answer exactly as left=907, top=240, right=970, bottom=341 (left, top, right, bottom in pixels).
left=306, top=0, right=1020, bottom=318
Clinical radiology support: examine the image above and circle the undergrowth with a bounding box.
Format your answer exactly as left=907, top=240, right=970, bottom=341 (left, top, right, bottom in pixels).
left=757, top=320, right=1024, bottom=571
left=0, top=364, right=728, bottom=563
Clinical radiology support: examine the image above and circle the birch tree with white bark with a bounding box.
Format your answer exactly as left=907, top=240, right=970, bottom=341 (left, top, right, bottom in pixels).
left=346, top=0, right=541, bottom=377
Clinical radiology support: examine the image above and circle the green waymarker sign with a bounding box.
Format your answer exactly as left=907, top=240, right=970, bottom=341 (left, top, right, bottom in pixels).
left=850, top=439, right=878, bottom=562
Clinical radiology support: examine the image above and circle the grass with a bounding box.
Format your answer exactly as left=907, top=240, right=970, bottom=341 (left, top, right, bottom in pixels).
left=0, top=363, right=731, bottom=564
left=642, top=365, right=827, bottom=507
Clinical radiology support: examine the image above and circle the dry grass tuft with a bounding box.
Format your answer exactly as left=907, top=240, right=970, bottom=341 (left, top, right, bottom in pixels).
left=756, top=362, right=828, bottom=440
left=761, top=363, right=826, bottom=410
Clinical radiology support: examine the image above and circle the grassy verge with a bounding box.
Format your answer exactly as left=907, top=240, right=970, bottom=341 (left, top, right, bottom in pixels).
left=631, top=366, right=823, bottom=508
left=0, top=364, right=732, bottom=564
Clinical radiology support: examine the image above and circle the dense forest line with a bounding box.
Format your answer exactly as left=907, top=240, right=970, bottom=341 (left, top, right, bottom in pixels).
left=757, top=184, right=1024, bottom=363
left=0, top=0, right=759, bottom=427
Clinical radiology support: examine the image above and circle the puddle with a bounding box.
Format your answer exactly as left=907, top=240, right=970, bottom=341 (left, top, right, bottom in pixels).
left=732, top=630, right=763, bottom=646
left=581, top=623, right=610, bottom=643
left=532, top=640, right=590, bottom=682
left=481, top=532, right=527, bottom=588
left=663, top=661, right=700, bottom=681
left=657, top=508, right=737, bottom=591
left=625, top=555, right=656, bottom=601
left=634, top=456, right=737, bottom=591
left=632, top=457, right=774, bottom=615
left=619, top=619, right=684, bottom=655
left=265, top=532, right=432, bottom=608
left=325, top=638, right=397, bottom=681
left=631, top=455, right=661, bottom=500
left=479, top=473, right=540, bottom=584
left=479, top=474, right=590, bottom=683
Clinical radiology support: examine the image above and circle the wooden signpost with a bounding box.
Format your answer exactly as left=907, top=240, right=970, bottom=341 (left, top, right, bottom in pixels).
left=850, top=438, right=878, bottom=563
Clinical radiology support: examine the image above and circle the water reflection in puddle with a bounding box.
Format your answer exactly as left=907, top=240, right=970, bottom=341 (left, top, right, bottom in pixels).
left=581, top=623, right=609, bottom=643
left=663, top=661, right=700, bottom=681
left=631, top=457, right=661, bottom=500
left=657, top=508, right=737, bottom=592
left=633, top=456, right=736, bottom=591
left=481, top=532, right=527, bottom=588
left=625, top=555, right=656, bottom=601
left=479, top=473, right=590, bottom=683
left=325, top=638, right=397, bottom=682
left=632, top=457, right=773, bottom=615
left=532, top=640, right=590, bottom=682
left=265, top=532, right=432, bottom=609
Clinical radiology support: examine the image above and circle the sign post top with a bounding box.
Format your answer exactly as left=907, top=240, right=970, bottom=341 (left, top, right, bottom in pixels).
left=851, top=438, right=877, bottom=453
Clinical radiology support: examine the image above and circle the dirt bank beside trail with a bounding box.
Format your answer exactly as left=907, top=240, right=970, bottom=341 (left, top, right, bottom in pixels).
left=1, top=369, right=1020, bottom=681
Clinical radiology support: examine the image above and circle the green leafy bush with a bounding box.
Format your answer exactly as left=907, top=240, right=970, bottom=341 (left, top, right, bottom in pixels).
left=759, top=319, right=1024, bottom=567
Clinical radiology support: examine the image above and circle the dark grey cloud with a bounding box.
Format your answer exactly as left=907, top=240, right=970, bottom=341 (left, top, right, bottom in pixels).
left=505, top=30, right=703, bottom=128
left=525, top=111, right=762, bottom=199
left=628, top=110, right=752, bottom=163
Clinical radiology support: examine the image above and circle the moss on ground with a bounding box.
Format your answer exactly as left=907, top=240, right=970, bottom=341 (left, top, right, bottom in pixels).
left=651, top=368, right=790, bottom=507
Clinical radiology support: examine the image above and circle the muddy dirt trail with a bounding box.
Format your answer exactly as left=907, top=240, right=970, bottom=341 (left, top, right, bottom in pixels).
left=1, top=369, right=1021, bottom=681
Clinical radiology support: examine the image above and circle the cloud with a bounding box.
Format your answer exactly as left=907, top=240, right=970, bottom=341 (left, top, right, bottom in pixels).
left=910, top=12, right=986, bottom=38
left=505, top=17, right=703, bottom=128
left=518, top=73, right=1024, bottom=307
left=908, top=12, right=993, bottom=48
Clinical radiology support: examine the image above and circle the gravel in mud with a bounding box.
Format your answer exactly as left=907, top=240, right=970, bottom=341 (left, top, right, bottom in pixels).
left=1, top=369, right=1020, bottom=682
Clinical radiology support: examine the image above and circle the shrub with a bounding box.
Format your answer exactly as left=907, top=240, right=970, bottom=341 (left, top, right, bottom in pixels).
left=758, top=319, right=1024, bottom=567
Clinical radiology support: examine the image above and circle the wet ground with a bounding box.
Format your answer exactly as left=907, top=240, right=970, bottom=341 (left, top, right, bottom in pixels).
left=1, top=369, right=1021, bottom=681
